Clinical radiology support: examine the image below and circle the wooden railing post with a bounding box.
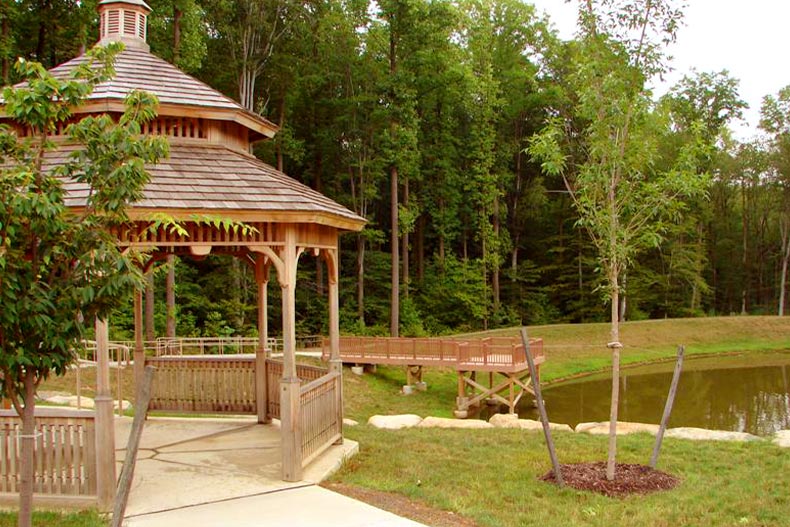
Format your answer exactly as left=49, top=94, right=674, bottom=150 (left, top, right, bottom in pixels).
left=133, top=289, right=145, bottom=396
left=256, top=348, right=270, bottom=424
left=281, top=379, right=302, bottom=481
left=94, top=318, right=116, bottom=511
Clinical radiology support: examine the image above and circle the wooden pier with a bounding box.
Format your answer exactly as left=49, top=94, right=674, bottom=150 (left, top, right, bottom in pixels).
left=323, top=336, right=544, bottom=417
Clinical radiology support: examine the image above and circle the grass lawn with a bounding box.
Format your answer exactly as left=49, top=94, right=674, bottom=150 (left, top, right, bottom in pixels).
left=0, top=511, right=105, bottom=526
left=334, top=316, right=790, bottom=526
left=337, top=425, right=790, bottom=527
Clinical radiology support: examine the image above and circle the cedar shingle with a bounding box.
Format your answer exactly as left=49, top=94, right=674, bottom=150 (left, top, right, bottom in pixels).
left=43, top=143, right=363, bottom=224
left=43, top=47, right=277, bottom=135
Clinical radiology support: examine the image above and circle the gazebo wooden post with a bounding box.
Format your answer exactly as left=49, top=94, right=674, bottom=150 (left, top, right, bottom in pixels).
left=133, top=288, right=145, bottom=393
left=326, top=248, right=341, bottom=372
left=94, top=318, right=117, bottom=511
left=325, top=247, right=344, bottom=445
left=280, top=227, right=303, bottom=481
left=255, top=255, right=270, bottom=424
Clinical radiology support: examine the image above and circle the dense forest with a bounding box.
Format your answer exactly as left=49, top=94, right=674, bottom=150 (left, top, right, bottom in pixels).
left=4, top=0, right=790, bottom=338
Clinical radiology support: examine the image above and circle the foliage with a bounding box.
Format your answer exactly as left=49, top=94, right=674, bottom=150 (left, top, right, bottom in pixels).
left=0, top=44, right=167, bottom=402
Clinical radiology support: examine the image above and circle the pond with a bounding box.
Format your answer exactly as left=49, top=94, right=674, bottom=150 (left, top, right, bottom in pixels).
left=508, top=352, right=790, bottom=436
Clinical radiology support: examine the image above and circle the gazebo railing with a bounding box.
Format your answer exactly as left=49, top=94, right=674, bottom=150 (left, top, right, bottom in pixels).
left=264, top=359, right=329, bottom=420
left=147, top=355, right=257, bottom=414
left=0, top=408, right=100, bottom=507
left=300, top=370, right=342, bottom=466
left=152, top=337, right=271, bottom=356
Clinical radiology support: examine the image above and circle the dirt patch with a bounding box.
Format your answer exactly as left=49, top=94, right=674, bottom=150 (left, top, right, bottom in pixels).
left=322, top=482, right=480, bottom=527
left=541, top=462, right=679, bottom=498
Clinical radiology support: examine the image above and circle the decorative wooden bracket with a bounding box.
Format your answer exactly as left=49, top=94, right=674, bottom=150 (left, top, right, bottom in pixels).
left=249, top=245, right=286, bottom=286
left=320, top=249, right=338, bottom=285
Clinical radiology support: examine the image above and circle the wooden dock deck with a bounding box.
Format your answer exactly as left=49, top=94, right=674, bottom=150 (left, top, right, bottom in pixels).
left=324, top=336, right=544, bottom=417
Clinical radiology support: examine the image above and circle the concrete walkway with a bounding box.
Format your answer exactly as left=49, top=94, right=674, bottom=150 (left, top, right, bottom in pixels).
left=116, top=416, right=425, bottom=527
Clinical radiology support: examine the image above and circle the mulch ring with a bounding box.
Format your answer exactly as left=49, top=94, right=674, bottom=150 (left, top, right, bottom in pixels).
left=541, top=462, right=680, bottom=498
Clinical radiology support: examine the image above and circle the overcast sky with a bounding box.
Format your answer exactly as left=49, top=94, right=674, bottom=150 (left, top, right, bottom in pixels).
left=528, top=0, right=790, bottom=139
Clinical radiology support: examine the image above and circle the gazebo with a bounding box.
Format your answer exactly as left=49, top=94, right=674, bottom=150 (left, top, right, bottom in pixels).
left=5, top=0, right=364, bottom=508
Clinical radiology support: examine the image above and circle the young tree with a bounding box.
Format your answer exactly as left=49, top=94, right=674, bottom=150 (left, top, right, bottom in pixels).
left=0, top=45, right=168, bottom=526
left=529, top=0, right=706, bottom=480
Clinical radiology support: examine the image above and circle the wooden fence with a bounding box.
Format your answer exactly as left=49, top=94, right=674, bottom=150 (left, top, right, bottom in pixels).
left=265, top=359, right=331, bottom=420
left=0, top=409, right=98, bottom=507
left=147, top=356, right=257, bottom=413
left=300, top=371, right=342, bottom=466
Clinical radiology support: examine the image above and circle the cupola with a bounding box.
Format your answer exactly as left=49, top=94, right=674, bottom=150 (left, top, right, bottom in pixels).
left=97, top=0, right=151, bottom=51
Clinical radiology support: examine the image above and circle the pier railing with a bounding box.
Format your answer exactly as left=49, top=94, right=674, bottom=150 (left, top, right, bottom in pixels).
left=323, top=336, right=544, bottom=372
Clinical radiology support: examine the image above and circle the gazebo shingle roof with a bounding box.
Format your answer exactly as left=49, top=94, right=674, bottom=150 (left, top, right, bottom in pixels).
left=42, top=143, right=364, bottom=227
left=48, top=47, right=278, bottom=139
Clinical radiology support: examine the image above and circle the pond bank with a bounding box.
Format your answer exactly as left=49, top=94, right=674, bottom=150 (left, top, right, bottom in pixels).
left=362, top=412, right=789, bottom=445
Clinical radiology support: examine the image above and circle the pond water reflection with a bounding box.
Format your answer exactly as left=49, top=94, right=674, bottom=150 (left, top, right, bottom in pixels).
left=513, top=353, right=790, bottom=436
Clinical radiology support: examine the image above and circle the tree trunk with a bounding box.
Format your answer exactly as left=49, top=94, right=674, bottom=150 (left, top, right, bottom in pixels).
left=145, top=272, right=155, bottom=341
left=779, top=218, right=790, bottom=316
left=276, top=95, right=286, bottom=171
left=166, top=255, right=176, bottom=338
left=18, top=370, right=36, bottom=527
left=357, top=234, right=366, bottom=322
left=36, top=0, right=48, bottom=65
left=390, top=165, right=400, bottom=337
left=607, top=272, right=621, bottom=481
left=438, top=199, right=446, bottom=267
left=690, top=222, right=704, bottom=312
left=389, top=19, right=399, bottom=337
left=173, top=7, right=183, bottom=64
left=492, top=196, right=500, bottom=313
left=416, top=214, right=425, bottom=284
left=239, top=68, right=255, bottom=112
left=741, top=178, right=748, bottom=315
left=619, top=273, right=627, bottom=322
left=482, top=235, right=488, bottom=330
left=1, top=17, right=9, bottom=83
left=314, top=151, right=324, bottom=296
left=607, top=172, right=621, bottom=481
left=511, top=237, right=519, bottom=273
left=402, top=177, right=409, bottom=298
